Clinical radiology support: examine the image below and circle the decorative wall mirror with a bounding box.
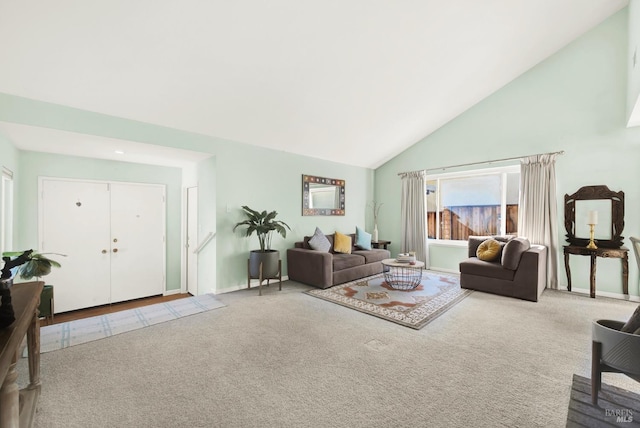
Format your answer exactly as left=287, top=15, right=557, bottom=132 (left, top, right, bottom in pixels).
left=302, top=174, right=345, bottom=216
left=564, top=185, right=624, bottom=248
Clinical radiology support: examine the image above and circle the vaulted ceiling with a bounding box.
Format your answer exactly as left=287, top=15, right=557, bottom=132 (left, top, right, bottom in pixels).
left=0, top=1, right=629, bottom=168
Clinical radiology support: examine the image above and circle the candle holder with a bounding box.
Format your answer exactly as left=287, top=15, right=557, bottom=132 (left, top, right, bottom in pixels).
left=586, top=224, right=598, bottom=250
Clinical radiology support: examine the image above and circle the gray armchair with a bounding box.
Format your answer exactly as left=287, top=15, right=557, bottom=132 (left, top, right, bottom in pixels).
left=459, top=235, right=547, bottom=302
left=592, top=319, right=640, bottom=405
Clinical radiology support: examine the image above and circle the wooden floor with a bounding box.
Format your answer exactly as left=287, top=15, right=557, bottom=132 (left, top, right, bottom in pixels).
left=45, top=293, right=192, bottom=325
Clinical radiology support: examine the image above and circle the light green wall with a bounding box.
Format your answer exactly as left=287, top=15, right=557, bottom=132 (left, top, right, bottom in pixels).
left=16, top=151, right=184, bottom=290
left=628, top=0, right=640, bottom=121
left=376, top=8, right=640, bottom=298
left=0, top=95, right=373, bottom=293
left=216, top=142, right=373, bottom=292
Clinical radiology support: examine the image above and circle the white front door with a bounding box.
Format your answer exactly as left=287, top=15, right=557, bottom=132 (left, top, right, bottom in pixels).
left=109, top=183, right=165, bottom=303
left=186, top=187, right=198, bottom=295
left=41, top=179, right=112, bottom=313
left=41, top=179, right=166, bottom=313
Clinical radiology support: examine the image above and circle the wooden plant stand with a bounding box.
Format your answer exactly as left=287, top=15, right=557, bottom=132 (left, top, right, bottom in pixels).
left=247, top=260, right=282, bottom=296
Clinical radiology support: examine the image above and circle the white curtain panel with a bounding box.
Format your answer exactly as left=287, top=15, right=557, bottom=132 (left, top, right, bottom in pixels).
left=519, top=154, right=558, bottom=289
left=400, top=170, right=429, bottom=267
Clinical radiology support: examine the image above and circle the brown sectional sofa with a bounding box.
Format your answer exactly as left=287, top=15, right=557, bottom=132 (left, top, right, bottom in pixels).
left=287, top=233, right=390, bottom=288
left=459, top=235, right=547, bottom=302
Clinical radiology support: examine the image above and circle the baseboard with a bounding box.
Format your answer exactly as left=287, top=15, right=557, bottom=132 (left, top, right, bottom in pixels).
left=568, top=287, right=640, bottom=302
left=163, top=289, right=182, bottom=296
left=427, top=267, right=460, bottom=275
left=215, top=276, right=290, bottom=295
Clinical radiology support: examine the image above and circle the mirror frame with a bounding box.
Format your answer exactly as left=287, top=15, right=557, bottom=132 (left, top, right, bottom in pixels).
left=564, top=185, right=624, bottom=248
left=302, top=174, right=345, bottom=216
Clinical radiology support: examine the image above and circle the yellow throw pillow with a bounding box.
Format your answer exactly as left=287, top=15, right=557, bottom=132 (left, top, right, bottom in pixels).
left=476, top=238, right=501, bottom=262
left=333, top=231, right=352, bottom=254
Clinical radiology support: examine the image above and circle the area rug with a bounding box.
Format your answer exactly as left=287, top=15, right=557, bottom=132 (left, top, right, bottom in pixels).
left=35, top=294, right=226, bottom=354
left=567, top=374, right=640, bottom=427
left=306, top=271, right=472, bottom=329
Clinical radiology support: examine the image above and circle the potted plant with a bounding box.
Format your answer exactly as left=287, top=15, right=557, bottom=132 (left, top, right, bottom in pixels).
left=0, top=250, right=64, bottom=327
left=232, top=206, right=290, bottom=279
left=2, top=250, right=64, bottom=280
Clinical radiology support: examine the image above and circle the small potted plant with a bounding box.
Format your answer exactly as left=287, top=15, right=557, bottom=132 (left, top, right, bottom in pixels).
left=232, top=206, right=290, bottom=279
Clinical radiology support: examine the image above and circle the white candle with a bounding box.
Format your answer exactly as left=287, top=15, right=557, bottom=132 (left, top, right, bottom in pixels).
left=587, top=210, right=598, bottom=225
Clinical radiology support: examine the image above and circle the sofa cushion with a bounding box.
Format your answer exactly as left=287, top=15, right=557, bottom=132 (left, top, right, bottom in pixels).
left=334, top=231, right=352, bottom=254
left=476, top=239, right=503, bottom=262
left=501, top=237, right=531, bottom=270
left=308, top=227, right=331, bottom=252
left=352, top=249, right=390, bottom=264
left=333, top=253, right=365, bottom=271
left=355, top=226, right=372, bottom=250
left=459, top=257, right=516, bottom=281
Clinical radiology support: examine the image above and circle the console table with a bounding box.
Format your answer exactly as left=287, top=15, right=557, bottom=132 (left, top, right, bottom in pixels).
left=563, top=245, right=628, bottom=298
left=0, top=281, right=43, bottom=428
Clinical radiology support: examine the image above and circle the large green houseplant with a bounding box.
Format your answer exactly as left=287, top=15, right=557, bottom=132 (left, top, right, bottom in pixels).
left=232, top=206, right=290, bottom=279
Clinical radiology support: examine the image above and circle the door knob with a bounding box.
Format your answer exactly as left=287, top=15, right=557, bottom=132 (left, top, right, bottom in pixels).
left=113, top=248, right=118, bottom=253
left=102, top=249, right=107, bottom=254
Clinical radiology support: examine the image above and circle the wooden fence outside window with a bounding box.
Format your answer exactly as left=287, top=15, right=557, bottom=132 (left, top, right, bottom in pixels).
left=427, top=204, right=518, bottom=240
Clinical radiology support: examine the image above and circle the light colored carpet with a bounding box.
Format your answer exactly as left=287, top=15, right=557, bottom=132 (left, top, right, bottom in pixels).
left=38, top=294, right=225, bottom=353
left=306, top=271, right=472, bottom=329
left=18, top=280, right=640, bottom=428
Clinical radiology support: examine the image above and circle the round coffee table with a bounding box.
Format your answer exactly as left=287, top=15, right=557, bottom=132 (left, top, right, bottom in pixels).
left=381, top=258, right=425, bottom=290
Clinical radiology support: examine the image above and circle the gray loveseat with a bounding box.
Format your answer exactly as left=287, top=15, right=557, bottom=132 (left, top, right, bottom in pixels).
left=459, top=235, right=547, bottom=302
left=287, top=233, right=390, bottom=288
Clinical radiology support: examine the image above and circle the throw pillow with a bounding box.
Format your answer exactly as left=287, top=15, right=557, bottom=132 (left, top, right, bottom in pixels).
left=501, top=237, right=531, bottom=270
left=621, top=305, right=640, bottom=333
left=355, top=226, right=372, bottom=250
left=333, top=231, right=352, bottom=254
left=468, top=235, right=513, bottom=258
left=308, top=227, right=331, bottom=253
left=476, top=239, right=502, bottom=262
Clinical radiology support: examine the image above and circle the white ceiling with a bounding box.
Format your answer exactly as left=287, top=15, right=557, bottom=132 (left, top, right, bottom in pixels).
left=0, top=0, right=629, bottom=169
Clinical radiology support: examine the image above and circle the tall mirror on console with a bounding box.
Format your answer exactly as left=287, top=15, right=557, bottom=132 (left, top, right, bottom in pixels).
left=563, top=185, right=627, bottom=298
left=564, top=185, right=624, bottom=248
left=302, top=175, right=345, bottom=216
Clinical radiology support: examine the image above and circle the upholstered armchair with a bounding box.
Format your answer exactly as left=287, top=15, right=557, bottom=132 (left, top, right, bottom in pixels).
left=592, top=318, right=640, bottom=405
left=459, top=235, right=547, bottom=302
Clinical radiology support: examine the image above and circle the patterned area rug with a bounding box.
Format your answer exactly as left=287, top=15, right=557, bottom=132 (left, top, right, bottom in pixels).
left=36, top=294, right=226, bottom=353
left=306, top=271, right=472, bottom=329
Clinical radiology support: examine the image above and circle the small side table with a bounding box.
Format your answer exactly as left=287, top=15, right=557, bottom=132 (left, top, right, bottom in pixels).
left=563, top=245, right=628, bottom=298
left=372, top=240, right=391, bottom=250
left=381, top=258, right=425, bottom=290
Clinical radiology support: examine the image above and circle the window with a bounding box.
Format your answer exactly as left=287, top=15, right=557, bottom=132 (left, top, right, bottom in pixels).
left=426, top=166, right=520, bottom=241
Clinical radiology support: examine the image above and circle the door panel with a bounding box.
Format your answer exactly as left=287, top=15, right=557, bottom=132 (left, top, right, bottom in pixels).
left=41, top=180, right=111, bottom=313
left=109, top=183, right=165, bottom=303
